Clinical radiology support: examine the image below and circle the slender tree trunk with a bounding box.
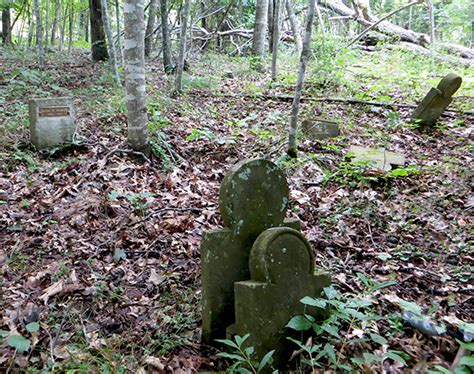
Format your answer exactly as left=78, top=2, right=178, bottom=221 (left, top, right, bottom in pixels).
left=101, top=0, right=121, bottom=85
left=68, top=3, right=74, bottom=53
left=51, top=0, right=60, bottom=46
left=89, top=0, right=109, bottom=61
left=85, top=9, right=90, bottom=42
left=160, top=0, right=172, bottom=73
left=34, top=0, right=45, bottom=66
left=287, top=0, right=316, bottom=158
left=252, top=0, right=269, bottom=69
left=315, top=1, right=325, bottom=36
left=124, top=0, right=149, bottom=153
left=115, top=0, right=123, bottom=65
left=174, top=0, right=190, bottom=95
left=60, top=3, right=67, bottom=51
left=2, top=8, right=12, bottom=44
left=27, top=10, right=34, bottom=46
left=268, top=0, right=274, bottom=53
left=286, top=0, right=302, bottom=55
left=427, top=0, right=435, bottom=45
left=45, top=0, right=50, bottom=47
left=271, top=0, right=281, bottom=81
left=145, top=0, right=158, bottom=57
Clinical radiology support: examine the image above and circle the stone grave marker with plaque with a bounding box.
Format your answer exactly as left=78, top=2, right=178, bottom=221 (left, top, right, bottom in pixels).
left=201, top=159, right=331, bottom=369
left=302, top=118, right=341, bottom=140
left=29, top=97, right=76, bottom=150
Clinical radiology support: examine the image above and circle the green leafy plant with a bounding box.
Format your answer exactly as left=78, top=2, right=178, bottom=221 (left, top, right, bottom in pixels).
left=216, top=334, right=276, bottom=373
left=287, top=282, right=407, bottom=372
left=1, top=322, right=40, bottom=354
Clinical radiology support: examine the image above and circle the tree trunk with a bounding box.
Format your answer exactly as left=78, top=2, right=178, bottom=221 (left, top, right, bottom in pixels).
left=174, top=0, right=191, bottom=94
left=145, top=0, right=158, bottom=57
left=124, top=0, right=148, bottom=153
left=286, top=0, right=302, bottom=54
left=33, top=0, right=45, bottom=67
left=252, top=0, right=269, bottom=69
left=101, top=0, right=121, bottom=85
left=268, top=0, right=274, bottom=53
left=89, top=0, right=109, bottom=61
left=160, top=0, right=172, bottom=73
left=60, top=3, right=67, bottom=51
left=271, top=0, right=281, bottom=81
left=45, top=0, right=50, bottom=47
left=115, top=0, right=123, bottom=65
left=2, top=8, right=12, bottom=45
left=68, top=3, right=74, bottom=53
left=427, top=0, right=435, bottom=45
left=287, top=0, right=316, bottom=158
left=51, top=0, right=60, bottom=45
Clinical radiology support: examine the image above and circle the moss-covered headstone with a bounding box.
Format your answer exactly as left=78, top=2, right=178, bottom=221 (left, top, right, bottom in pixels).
left=412, top=73, right=462, bottom=126
left=201, top=159, right=331, bottom=369
left=229, top=227, right=330, bottom=368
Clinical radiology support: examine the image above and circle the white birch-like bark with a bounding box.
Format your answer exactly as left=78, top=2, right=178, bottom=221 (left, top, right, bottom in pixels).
left=174, top=0, right=191, bottom=94
left=101, top=0, right=121, bottom=85
left=33, top=0, right=45, bottom=66
left=252, top=0, right=269, bottom=68
left=287, top=0, right=316, bottom=158
left=285, top=0, right=302, bottom=55
left=270, top=0, right=281, bottom=81
left=124, top=0, right=149, bottom=152
left=427, top=0, right=435, bottom=45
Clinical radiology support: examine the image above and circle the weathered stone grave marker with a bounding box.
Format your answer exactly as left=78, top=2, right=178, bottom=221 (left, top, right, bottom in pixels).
left=412, top=73, right=462, bottom=126
left=201, top=159, right=331, bottom=368
left=29, top=97, right=76, bottom=150
left=348, top=145, right=405, bottom=171
left=302, top=118, right=341, bottom=140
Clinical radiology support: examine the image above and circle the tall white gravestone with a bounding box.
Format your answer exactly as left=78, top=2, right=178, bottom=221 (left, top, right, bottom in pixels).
left=29, top=97, right=76, bottom=150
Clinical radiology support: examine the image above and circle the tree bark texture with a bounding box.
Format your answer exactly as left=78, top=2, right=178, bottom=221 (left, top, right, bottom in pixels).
left=89, top=0, right=109, bottom=61
left=287, top=0, right=316, bottom=157
left=268, top=0, right=274, bottom=53
left=271, top=0, right=281, bottom=81
left=145, top=0, right=158, bottom=57
left=2, top=8, right=12, bottom=45
left=252, top=0, right=269, bottom=62
left=115, top=0, right=123, bottom=65
left=51, top=0, right=60, bottom=45
left=68, top=5, right=74, bottom=53
left=124, top=0, right=149, bottom=152
left=174, top=0, right=191, bottom=94
left=285, top=0, right=302, bottom=54
left=101, top=0, right=121, bottom=85
left=33, top=0, right=45, bottom=66
left=160, top=0, right=172, bottom=73
left=44, top=0, right=50, bottom=47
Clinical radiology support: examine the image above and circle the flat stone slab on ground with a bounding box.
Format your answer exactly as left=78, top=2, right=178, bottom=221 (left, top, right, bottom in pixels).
left=412, top=73, right=462, bottom=126
left=348, top=145, right=405, bottom=171
left=301, top=118, right=341, bottom=140
left=29, top=97, right=76, bottom=150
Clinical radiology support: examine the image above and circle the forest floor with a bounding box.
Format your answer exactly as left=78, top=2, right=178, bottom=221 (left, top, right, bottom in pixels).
left=0, top=46, right=473, bottom=373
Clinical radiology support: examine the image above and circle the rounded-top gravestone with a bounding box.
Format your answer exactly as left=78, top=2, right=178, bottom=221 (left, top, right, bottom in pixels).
left=219, top=159, right=289, bottom=239
left=249, top=227, right=314, bottom=284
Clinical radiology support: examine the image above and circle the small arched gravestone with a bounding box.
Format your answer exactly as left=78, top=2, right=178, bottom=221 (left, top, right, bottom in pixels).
left=201, top=159, right=331, bottom=369
left=412, top=73, right=462, bottom=126
left=228, top=227, right=330, bottom=369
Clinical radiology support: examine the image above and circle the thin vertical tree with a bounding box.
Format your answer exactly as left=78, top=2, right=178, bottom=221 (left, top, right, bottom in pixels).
left=33, top=0, right=45, bottom=66
left=124, top=0, right=149, bottom=153
left=252, top=0, right=269, bottom=70
left=68, top=1, right=75, bottom=53
left=287, top=0, right=316, bottom=158
left=270, top=0, right=281, bottom=81
left=115, top=0, right=123, bottom=65
left=160, top=0, right=172, bottom=73
left=45, top=0, right=50, bottom=48
left=285, top=0, right=302, bottom=55
left=174, top=0, right=191, bottom=95
left=101, top=0, right=121, bottom=85
left=2, top=8, right=12, bottom=45
left=145, top=0, right=158, bottom=57
left=50, top=0, right=60, bottom=46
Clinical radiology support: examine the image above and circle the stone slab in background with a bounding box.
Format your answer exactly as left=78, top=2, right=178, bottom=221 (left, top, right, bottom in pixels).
left=302, top=118, right=341, bottom=140
left=29, top=97, right=76, bottom=150
left=412, top=73, right=462, bottom=126
left=348, top=145, right=405, bottom=171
